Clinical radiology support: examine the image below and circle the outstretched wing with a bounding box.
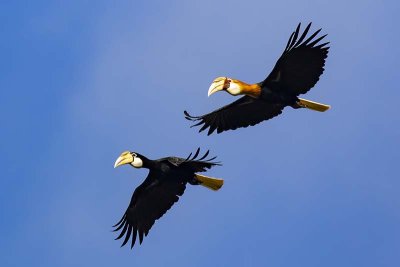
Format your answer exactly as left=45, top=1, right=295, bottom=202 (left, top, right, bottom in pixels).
left=113, top=171, right=186, bottom=249
left=262, top=22, right=329, bottom=96
left=164, top=148, right=221, bottom=172
left=184, top=96, right=285, bottom=135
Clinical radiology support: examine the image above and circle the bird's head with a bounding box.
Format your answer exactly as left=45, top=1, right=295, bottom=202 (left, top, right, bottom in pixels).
left=114, top=151, right=143, bottom=169
left=207, top=77, right=243, bottom=97
left=207, top=77, right=261, bottom=98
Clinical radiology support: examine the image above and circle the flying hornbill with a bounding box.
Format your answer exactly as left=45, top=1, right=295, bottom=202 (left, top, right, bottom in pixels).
left=112, top=148, right=223, bottom=249
left=185, top=23, right=330, bottom=135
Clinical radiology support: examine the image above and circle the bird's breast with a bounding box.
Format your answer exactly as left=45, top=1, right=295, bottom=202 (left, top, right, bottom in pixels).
left=261, top=86, right=297, bottom=103
left=260, top=87, right=282, bottom=103
left=158, top=164, right=172, bottom=177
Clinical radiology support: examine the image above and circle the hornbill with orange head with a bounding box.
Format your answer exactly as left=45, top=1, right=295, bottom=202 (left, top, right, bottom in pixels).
left=185, top=23, right=330, bottom=135
left=112, top=148, right=223, bottom=249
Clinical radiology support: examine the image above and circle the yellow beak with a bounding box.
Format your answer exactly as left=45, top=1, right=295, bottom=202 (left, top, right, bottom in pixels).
left=207, top=77, right=227, bottom=97
left=114, top=151, right=133, bottom=168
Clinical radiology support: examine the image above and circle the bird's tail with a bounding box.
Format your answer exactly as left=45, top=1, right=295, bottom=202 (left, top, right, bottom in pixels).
left=195, top=174, right=224, bottom=191
left=297, top=98, right=330, bottom=112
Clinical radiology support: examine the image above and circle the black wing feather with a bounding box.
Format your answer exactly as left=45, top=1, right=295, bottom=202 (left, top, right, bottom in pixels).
left=164, top=148, right=221, bottom=171
left=294, top=23, right=311, bottom=47
left=113, top=173, right=186, bottom=249
left=198, top=150, right=210, bottom=160
left=289, top=23, right=300, bottom=49
left=262, top=22, right=329, bottom=96
left=191, top=148, right=200, bottom=160
left=185, top=96, right=285, bottom=135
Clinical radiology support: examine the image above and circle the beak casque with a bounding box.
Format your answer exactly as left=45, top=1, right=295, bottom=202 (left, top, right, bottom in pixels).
left=114, top=151, right=133, bottom=168
left=207, top=77, right=227, bottom=97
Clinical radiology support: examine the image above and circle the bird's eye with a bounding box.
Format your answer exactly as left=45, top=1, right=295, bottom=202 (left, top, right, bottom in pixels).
left=225, top=79, right=231, bottom=88
left=132, top=153, right=137, bottom=157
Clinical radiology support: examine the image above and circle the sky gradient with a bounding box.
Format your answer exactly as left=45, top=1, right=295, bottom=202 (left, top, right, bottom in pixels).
left=1, top=1, right=399, bottom=266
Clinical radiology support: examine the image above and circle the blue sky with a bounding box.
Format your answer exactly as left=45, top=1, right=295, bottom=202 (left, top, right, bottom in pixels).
left=1, top=0, right=399, bottom=266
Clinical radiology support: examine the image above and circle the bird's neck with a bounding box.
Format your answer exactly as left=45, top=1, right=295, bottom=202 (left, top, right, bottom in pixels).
left=139, top=156, right=157, bottom=169
left=236, top=81, right=262, bottom=98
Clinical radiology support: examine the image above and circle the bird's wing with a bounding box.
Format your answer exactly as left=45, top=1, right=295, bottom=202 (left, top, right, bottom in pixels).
left=262, top=22, right=329, bottom=96
left=164, top=148, right=221, bottom=172
left=184, top=96, right=285, bottom=135
left=113, top=171, right=186, bottom=249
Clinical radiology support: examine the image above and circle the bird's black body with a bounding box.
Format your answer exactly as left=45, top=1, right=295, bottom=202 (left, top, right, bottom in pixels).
left=185, top=23, right=330, bottom=135
left=258, top=86, right=298, bottom=106
left=113, top=148, right=221, bottom=249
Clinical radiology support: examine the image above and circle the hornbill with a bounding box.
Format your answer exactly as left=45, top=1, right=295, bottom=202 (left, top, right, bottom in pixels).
left=185, top=23, right=330, bottom=135
left=112, top=148, right=223, bottom=249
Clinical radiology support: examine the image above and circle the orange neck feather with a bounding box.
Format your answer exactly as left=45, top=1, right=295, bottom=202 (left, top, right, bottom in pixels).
left=237, top=81, right=261, bottom=98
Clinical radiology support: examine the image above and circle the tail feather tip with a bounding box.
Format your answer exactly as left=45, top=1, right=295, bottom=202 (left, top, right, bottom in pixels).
left=298, top=98, right=330, bottom=112
left=195, top=174, right=224, bottom=191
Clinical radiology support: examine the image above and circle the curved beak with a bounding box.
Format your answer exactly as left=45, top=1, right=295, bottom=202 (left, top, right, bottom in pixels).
left=114, top=152, right=133, bottom=168
left=207, top=77, right=227, bottom=97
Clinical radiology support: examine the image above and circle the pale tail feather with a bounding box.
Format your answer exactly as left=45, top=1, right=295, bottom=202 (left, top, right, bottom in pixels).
left=195, top=174, right=224, bottom=191
left=298, top=98, right=330, bottom=112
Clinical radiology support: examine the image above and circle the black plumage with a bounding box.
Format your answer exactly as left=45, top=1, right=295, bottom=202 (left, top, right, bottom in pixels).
left=113, top=148, right=222, bottom=249
left=185, top=23, right=330, bottom=135
left=262, top=23, right=329, bottom=95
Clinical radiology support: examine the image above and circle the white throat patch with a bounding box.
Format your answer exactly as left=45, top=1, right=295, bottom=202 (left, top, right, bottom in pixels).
left=131, top=157, right=143, bottom=168
left=227, top=83, right=241, bottom=96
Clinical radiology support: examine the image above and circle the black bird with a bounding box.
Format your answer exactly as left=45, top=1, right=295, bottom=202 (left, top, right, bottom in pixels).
left=112, top=148, right=223, bottom=249
left=185, top=23, right=330, bottom=135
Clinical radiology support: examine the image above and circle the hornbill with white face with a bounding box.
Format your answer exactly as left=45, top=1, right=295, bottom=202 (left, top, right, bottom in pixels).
left=185, top=23, right=330, bottom=135
left=112, top=148, right=223, bottom=249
